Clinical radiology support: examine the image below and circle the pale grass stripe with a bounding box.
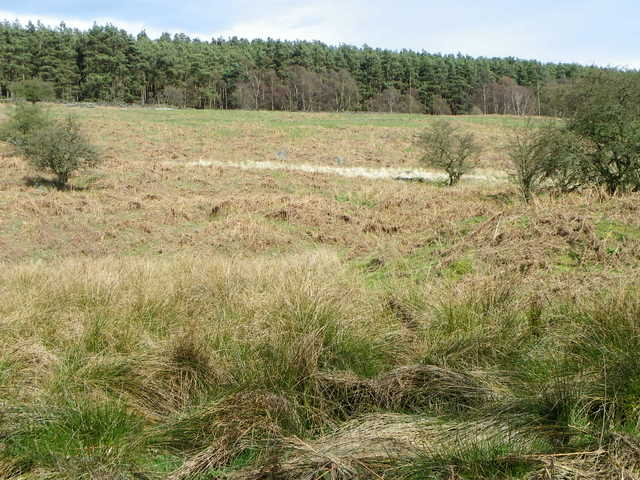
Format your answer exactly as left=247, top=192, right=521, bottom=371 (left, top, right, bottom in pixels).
left=168, top=159, right=508, bottom=183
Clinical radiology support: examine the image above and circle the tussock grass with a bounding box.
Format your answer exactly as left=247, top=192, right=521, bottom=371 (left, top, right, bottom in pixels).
left=1, top=251, right=640, bottom=478
left=2, top=398, right=144, bottom=478
left=315, top=364, right=495, bottom=417
left=0, top=252, right=397, bottom=477
left=233, top=413, right=549, bottom=479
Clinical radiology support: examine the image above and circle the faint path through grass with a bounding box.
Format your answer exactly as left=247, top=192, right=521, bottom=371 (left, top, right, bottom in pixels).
left=171, top=159, right=508, bottom=183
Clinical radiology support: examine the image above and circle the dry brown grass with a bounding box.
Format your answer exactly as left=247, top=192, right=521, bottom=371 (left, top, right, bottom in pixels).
left=2, top=118, right=639, bottom=297
left=231, top=413, right=545, bottom=480
left=2, top=105, right=640, bottom=479
left=0, top=104, right=519, bottom=170
left=527, top=434, right=640, bottom=480
left=0, top=251, right=388, bottom=402
left=166, top=391, right=301, bottom=480
left=314, top=365, right=497, bottom=415
left=2, top=104, right=637, bottom=295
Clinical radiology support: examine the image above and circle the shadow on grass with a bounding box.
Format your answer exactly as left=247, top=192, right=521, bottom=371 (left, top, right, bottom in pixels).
left=482, top=191, right=516, bottom=205
left=393, top=176, right=448, bottom=187
left=23, top=176, right=87, bottom=191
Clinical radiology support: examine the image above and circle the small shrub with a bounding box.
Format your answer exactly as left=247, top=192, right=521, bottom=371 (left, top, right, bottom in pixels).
left=507, top=123, right=586, bottom=202
left=506, top=125, right=547, bottom=202
left=10, top=79, right=55, bottom=104
left=0, top=102, right=51, bottom=146
left=537, top=126, right=587, bottom=193
left=567, top=71, right=640, bottom=194
left=17, top=116, right=101, bottom=187
left=417, top=120, right=480, bottom=186
left=512, top=72, right=640, bottom=196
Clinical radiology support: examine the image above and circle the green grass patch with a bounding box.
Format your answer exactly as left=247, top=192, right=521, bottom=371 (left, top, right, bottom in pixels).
left=443, top=257, right=475, bottom=279
left=596, top=218, right=640, bottom=242
left=2, top=399, right=145, bottom=476
left=358, top=243, right=443, bottom=287
left=335, top=191, right=377, bottom=208
left=402, top=438, right=549, bottom=480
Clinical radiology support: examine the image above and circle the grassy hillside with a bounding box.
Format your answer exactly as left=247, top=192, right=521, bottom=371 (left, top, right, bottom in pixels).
left=1, top=104, right=543, bottom=169
left=1, top=105, right=640, bottom=479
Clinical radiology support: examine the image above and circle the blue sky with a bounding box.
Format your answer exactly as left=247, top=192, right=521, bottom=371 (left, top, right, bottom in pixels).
left=1, top=1, right=639, bottom=68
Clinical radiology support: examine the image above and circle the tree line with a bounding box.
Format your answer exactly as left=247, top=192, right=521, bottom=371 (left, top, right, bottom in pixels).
left=0, top=20, right=630, bottom=114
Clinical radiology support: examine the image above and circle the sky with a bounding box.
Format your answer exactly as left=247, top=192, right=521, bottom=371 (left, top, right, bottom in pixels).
left=1, top=1, right=639, bottom=68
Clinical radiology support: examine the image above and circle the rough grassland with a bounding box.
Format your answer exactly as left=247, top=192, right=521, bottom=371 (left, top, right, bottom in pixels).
left=1, top=104, right=640, bottom=479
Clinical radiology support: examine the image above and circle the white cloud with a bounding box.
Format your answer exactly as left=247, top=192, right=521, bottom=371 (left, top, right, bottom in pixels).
left=213, top=1, right=364, bottom=44
left=0, top=4, right=365, bottom=45
left=401, top=23, right=640, bottom=69
left=583, top=57, right=640, bottom=70
left=0, top=10, right=210, bottom=39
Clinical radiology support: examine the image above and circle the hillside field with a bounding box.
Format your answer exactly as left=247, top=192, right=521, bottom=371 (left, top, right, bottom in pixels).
left=1, top=105, right=640, bottom=479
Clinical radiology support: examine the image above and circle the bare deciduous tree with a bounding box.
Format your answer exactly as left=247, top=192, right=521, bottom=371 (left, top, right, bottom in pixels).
left=417, top=120, right=480, bottom=186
